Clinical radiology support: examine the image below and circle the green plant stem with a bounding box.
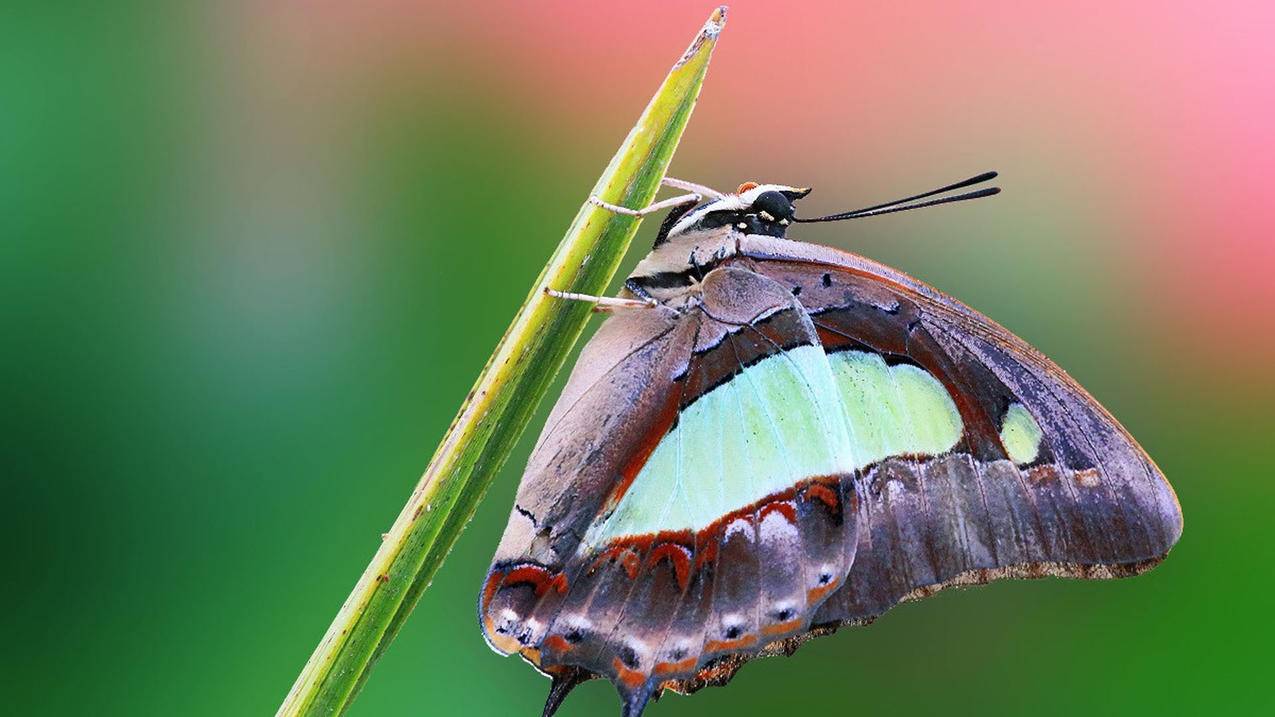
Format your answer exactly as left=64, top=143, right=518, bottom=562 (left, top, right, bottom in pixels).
left=276, top=7, right=727, bottom=715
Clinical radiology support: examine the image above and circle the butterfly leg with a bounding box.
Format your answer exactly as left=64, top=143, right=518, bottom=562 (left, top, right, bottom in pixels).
left=662, top=176, right=725, bottom=200
left=544, top=287, right=657, bottom=312
left=542, top=667, right=589, bottom=717
left=588, top=192, right=701, bottom=217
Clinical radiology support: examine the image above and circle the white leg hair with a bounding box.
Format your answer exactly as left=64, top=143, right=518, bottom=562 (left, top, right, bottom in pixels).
left=662, top=176, right=725, bottom=200
left=543, top=287, right=657, bottom=312
left=588, top=192, right=701, bottom=217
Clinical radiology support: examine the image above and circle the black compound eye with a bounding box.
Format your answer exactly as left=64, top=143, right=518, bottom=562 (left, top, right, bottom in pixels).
left=751, top=190, right=794, bottom=221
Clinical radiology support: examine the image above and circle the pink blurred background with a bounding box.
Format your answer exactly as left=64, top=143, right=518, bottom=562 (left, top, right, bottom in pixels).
left=240, top=1, right=1274, bottom=364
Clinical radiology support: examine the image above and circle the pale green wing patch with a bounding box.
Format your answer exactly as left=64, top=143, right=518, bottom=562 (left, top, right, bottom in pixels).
left=828, top=350, right=963, bottom=468
left=583, top=343, right=851, bottom=548
left=584, top=346, right=972, bottom=549
left=999, top=402, right=1044, bottom=465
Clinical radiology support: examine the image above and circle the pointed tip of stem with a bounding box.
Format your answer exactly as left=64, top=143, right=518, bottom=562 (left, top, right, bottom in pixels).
left=709, top=5, right=729, bottom=29
left=675, top=6, right=728, bottom=68
left=278, top=9, right=726, bottom=717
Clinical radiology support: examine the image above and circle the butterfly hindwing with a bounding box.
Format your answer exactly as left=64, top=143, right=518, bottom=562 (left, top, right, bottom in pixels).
left=481, top=267, right=863, bottom=703
left=480, top=306, right=694, bottom=656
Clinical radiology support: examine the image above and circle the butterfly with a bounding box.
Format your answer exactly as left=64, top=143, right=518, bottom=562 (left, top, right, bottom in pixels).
left=478, top=172, right=1182, bottom=717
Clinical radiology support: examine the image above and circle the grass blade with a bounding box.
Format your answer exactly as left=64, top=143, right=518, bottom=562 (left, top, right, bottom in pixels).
left=276, top=7, right=728, bottom=715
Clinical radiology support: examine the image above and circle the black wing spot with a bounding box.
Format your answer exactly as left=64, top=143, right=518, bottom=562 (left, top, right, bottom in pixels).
left=619, top=645, right=640, bottom=669
left=514, top=504, right=538, bottom=527
left=821, top=273, right=832, bottom=287
left=791, top=285, right=802, bottom=296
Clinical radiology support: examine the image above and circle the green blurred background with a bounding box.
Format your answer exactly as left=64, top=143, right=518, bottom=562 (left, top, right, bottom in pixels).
left=5, top=2, right=1272, bottom=715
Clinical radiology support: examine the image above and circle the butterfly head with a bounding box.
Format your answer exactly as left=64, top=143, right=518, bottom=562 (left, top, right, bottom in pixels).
left=654, top=171, right=1003, bottom=249
left=656, top=182, right=811, bottom=245
left=632, top=172, right=1001, bottom=303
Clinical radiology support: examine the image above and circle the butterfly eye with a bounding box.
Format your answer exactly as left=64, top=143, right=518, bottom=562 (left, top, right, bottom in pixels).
left=751, top=190, right=794, bottom=222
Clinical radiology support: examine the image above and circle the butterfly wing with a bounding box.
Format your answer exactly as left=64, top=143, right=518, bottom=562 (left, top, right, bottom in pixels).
left=481, top=239, right=1182, bottom=715
left=481, top=267, right=866, bottom=712
left=738, top=236, right=1183, bottom=630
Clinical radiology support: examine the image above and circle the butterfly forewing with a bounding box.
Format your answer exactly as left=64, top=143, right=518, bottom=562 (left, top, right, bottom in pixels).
left=740, top=237, right=1182, bottom=627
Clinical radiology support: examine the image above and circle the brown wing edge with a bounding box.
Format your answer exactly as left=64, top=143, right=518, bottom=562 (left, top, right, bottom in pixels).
left=683, top=557, right=1166, bottom=694
left=516, top=557, right=1165, bottom=707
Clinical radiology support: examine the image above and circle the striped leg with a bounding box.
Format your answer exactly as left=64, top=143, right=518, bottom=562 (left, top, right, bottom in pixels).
left=543, top=287, right=657, bottom=311
left=588, top=192, right=701, bottom=217
left=662, top=176, right=725, bottom=201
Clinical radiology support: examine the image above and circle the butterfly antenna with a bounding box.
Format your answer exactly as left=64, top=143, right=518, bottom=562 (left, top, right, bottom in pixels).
left=795, top=171, right=1000, bottom=223
left=543, top=667, right=588, bottom=717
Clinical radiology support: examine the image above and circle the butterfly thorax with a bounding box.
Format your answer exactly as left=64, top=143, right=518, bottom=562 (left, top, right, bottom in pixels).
left=623, top=226, right=736, bottom=307
left=624, top=183, right=809, bottom=306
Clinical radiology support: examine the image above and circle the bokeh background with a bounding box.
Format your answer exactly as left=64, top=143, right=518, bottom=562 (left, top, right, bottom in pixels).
left=5, top=2, right=1273, bottom=714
